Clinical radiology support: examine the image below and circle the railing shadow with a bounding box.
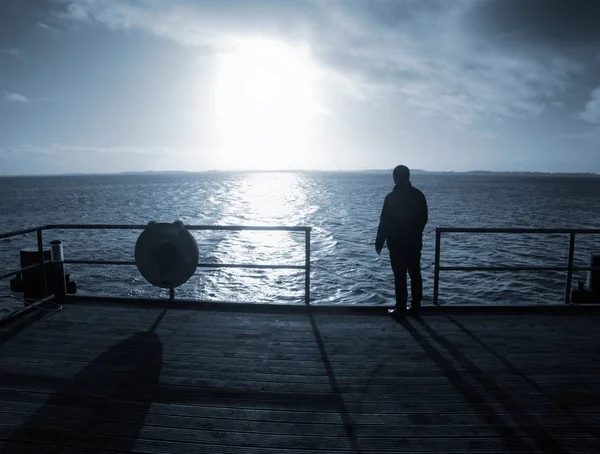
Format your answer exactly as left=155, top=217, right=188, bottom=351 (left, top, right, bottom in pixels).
left=1, top=331, right=163, bottom=453
left=448, top=315, right=600, bottom=439
left=0, top=309, right=49, bottom=347
left=308, top=312, right=361, bottom=454
left=393, top=316, right=540, bottom=452
left=396, top=316, right=568, bottom=453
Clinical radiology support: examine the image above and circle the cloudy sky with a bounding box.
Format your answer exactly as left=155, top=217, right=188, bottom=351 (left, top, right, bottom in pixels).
left=1, top=0, right=599, bottom=175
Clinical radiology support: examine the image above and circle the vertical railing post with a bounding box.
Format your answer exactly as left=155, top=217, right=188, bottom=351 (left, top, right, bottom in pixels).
left=305, top=228, right=311, bottom=305
left=565, top=232, right=576, bottom=304
left=433, top=228, right=441, bottom=305
left=36, top=228, right=48, bottom=296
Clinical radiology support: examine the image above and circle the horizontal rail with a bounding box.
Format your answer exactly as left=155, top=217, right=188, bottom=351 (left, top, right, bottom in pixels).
left=45, top=224, right=311, bottom=232
left=439, top=266, right=600, bottom=272
left=0, top=261, right=50, bottom=281
left=437, top=227, right=600, bottom=234
left=64, top=259, right=305, bottom=270
left=0, top=226, right=45, bottom=240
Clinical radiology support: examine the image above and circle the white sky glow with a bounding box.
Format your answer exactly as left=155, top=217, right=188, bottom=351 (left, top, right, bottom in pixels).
left=214, top=38, right=326, bottom=170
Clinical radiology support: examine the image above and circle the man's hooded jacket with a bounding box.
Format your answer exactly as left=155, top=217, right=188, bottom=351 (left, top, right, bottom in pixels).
left=375, top=181, right=428, bottom=250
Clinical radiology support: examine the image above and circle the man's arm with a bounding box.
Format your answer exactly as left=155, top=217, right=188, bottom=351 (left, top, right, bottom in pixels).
left=419, top=192, right=428, bottom=232
left=375, top=197, right=388, bottom=253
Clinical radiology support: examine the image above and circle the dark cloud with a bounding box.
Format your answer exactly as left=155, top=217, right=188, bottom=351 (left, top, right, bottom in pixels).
left=334, top=0, right=449, bottom=28
left=0, top=1, right=50, bottom=41
left=468, top=0, right=600, bottom=48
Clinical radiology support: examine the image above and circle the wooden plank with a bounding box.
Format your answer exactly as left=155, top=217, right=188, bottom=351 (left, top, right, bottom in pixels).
left=4, top=372, right=597, bottom=404
left=4, top=358, right=600, bottom=386
left=4, top=399, right=600, bottom=431
left=6, top=328, right=593, bottom=357
left=4, top=420, right=600, bottom=454
left=3, top=351, right=597, bottom=377
left=4, top=390, right=600, bottom=424
left=0, top=385, right=594, bottom=418
left=2, top=345, right=593, bottom=368
left=1, top=440, right=324, bottom=454
left=2, top=412, right=599, bottom=443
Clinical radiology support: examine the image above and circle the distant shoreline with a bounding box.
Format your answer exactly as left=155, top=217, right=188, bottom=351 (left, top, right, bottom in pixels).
left=1, top=169, right=598, bottom=178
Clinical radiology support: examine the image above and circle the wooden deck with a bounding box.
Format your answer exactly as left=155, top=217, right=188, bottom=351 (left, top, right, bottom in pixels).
left=1, top=304, right=600, bottom=453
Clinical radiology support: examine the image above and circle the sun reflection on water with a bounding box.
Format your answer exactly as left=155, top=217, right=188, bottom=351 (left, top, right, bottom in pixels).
left=206, top=172, right=312, bottom=303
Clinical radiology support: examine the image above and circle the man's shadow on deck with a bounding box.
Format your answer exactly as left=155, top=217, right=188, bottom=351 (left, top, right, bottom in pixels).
left=394, top=316, right=569, bottom=454
left=2, top=331, right=163, bottom=453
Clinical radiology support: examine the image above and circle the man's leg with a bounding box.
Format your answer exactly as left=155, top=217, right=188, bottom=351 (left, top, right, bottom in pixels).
left=407, top=245, right=423, bottom=313
left=389, top=245, right=409, bottom=314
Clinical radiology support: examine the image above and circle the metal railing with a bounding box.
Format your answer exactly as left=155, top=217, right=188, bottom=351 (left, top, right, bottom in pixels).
left=433, top=227, right=600, bottom=305
left=0, top=224, right=311, bottom=305
left=3, top=224, right=598, bottom=308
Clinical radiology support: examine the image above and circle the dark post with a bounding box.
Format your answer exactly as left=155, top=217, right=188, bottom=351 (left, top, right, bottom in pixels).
left=565, top=232, right=576, bottom=304
left=51, top=240, right=66, bottom=298
left=305, top=229, right=311, bottom=305
left=433, top=229, right=441, bottom=305
left=37, top=229, right=48, bottom=296
left=169, top=287, right=175, bottom=300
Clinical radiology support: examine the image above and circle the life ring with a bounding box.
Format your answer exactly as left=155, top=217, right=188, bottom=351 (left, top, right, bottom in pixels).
left=135, top=221, right=199, bottom=289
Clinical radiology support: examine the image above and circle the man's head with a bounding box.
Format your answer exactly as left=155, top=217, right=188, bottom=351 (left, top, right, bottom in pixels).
left=393, top=165, right=410, bottom=184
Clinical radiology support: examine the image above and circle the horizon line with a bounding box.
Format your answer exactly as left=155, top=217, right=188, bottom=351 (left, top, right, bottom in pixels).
left=1, top=168, right=599, bottom=178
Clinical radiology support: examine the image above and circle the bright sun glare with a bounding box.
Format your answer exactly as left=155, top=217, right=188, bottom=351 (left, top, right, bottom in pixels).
left=215, top=38, right=325, bottom=170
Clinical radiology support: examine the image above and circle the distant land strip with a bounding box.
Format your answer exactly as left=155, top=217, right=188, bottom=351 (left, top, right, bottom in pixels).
left=1, top=169, right=599, bottom=177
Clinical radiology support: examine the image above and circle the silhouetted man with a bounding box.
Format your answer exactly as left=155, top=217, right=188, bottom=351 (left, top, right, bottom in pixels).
left=376, top=165, right=428, bottom=317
